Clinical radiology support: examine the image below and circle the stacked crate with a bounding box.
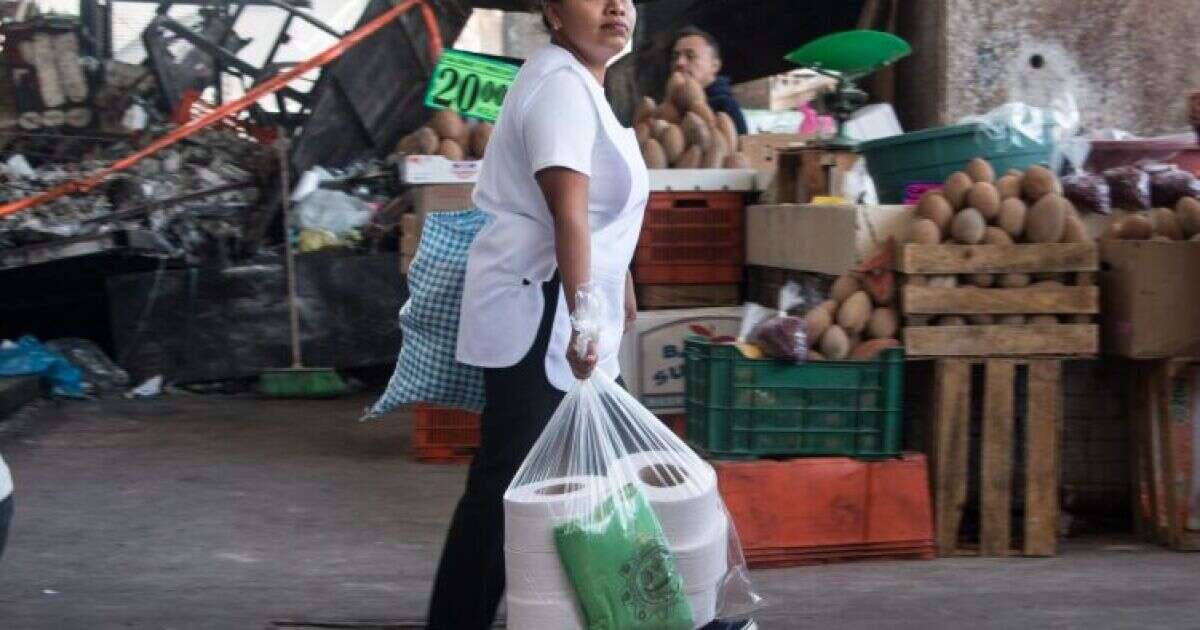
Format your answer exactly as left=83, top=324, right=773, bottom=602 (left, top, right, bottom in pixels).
left=683, top=336, right=935, bottom=567
left=634, top=191, right=744, bottom=309
left=896, top=242, right=1100, bottom=558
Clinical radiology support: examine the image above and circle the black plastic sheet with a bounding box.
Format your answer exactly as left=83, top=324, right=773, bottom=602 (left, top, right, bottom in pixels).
left=107, top=252, right=406, bottom=384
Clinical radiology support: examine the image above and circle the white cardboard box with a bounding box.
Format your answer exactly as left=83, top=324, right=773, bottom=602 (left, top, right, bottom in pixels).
left=648, top=168, right=762, bottom=192
left=402, top=155, right=481, bottom=184
left=746, top=203, right=914, bottom=276
left=618, top=307, right=744, bottom=414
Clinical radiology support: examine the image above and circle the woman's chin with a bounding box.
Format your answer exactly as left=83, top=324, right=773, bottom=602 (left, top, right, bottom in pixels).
left=595, top=39, right=630, bottom=60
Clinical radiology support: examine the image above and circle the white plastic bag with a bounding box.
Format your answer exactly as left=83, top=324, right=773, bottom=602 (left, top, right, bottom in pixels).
left=504, top=288, right=761, bottom=630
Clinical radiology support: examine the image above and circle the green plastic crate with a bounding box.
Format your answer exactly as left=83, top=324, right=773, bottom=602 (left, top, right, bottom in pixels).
left=684, top=338, right=903, bottom=459
left=860, top=122, right=1054, bottom=203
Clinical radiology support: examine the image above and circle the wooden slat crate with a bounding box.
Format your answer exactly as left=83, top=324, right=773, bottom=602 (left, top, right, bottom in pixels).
left=1129, top=359, right=1199, bottom=551
left=897, top=243, right=1100, bottom=357
left=930, top=358, right=1063, bottom=557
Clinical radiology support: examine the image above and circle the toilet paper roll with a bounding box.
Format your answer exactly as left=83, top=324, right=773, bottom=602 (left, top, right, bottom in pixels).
left=505, top=593, right=585, bottom=630
left=504, top=547, right=573, bottom=598
left=505, top=583, right=718, bottom=630
left=615, top=450, right=724, bottom=548
left=687, top=585, right=719, bottom=629
left=504, top=475, right=606, bottom=552
left=504, top=523, right=728, bottom=601
left=673, top=514, right=730, bottom=590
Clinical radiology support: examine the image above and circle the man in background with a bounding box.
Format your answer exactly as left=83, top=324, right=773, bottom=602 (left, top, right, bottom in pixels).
left=670, top=26, right=748, bottom=135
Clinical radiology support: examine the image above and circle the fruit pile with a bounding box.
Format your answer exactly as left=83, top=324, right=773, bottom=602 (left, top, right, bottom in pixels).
left=906, top=158, right=1098, bottom=326
left=909, top=159, right=1090, bottom=247
left=635, top=72, right=750, bottom=170
left=802, top=274, right=899, bottom=361
left=395, top=110, right=492, bottom=160
left=1100, top=197, right=1200, bottom=241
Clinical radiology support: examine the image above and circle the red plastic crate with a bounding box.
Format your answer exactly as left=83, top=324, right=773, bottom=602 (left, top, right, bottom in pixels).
left=412, top=405, right=480, bottom=464
left=714, top=453, right=935, bottom=568
left=659, top=413, right=687, bottom=439
left=633, top=264, right=743, bottom=284
left=634, top=191, right=745, bottom=285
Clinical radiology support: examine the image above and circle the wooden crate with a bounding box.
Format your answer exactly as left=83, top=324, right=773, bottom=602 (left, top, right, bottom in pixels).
left=1129, top=360, right=1199, bottom=551
left=635, top=284, right=740, bottom=309
left=897, top=243, right=1100, bottom=357
left=775, top=146, right=861, bottom=204
left=930, top=358, right=1063, bottom=557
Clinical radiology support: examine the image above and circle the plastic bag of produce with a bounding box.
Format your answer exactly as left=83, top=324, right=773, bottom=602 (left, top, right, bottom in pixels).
left=504, top=287, right=761, bottom=630
left=1061, top=171, right=1112, bottom=215
left=738, top=282, right=807, bottom=362
left=1145, top=164, right=1200, bottom=207
left=1104, top=165, right=1151, bottom=210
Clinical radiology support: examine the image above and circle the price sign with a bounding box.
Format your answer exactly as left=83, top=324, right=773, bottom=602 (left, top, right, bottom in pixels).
left=424, top=49, right=521, bottom=122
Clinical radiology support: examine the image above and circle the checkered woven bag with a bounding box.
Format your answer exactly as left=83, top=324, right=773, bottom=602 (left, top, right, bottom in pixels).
left=366, top=209, right=490, bottom=419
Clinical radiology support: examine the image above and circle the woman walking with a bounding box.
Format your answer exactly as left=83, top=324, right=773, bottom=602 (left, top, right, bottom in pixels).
left=425, top=1, right=645, bottom=628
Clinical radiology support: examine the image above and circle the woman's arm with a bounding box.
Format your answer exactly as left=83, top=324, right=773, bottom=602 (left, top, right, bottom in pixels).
left=536, top=166, right=596, bottom=378
left=625, top=270, right=637, bottom=331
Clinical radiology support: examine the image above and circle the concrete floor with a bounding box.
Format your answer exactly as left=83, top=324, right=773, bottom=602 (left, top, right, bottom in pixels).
left=0, top=394, right=1197, bottom=629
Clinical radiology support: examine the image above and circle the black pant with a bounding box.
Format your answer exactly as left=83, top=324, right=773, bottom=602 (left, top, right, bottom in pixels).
left=0, top=495, right=12, bottom=561
left=426, top=277, right=566, bottom=630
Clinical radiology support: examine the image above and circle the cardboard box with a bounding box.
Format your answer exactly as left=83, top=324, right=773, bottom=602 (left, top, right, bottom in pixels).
left=403, top=183, right=475, bottom=242
left=402, top=155, right=480, bottom=184
left=413, top=183, right=475, bottom=214
left=738, top=133, right=807, bottom=179
left=746, top=203, right=914, bottom=276
left=618, top=307, right=743, bottom=413
left=1101, top=241, right=1200, bottom=358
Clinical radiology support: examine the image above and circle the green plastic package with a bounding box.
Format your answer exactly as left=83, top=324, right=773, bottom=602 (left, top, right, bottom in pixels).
left=554, top=484, right=693, bottom=630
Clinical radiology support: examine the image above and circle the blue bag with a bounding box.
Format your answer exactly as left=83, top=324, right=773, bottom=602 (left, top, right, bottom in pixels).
left=367, top=209, right=490, bottom=418
left=0, top=335, right=84, bottom=398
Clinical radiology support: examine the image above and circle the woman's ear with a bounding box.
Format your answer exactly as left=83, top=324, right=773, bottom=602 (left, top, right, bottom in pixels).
left=543, top=5, right=562, bottom=31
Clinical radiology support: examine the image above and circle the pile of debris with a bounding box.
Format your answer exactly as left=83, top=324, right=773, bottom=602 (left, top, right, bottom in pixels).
left=0, top=125, right=273, bottom=265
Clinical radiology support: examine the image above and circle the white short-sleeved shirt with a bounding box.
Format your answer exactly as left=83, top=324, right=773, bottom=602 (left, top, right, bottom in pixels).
left=0, top=454, right=11, bottom=499
left=456, top=44, right=649, bottom=391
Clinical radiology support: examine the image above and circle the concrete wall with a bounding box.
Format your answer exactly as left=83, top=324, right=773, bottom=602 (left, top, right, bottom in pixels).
left=897, top=0, right=1200, bottom=137
left=502, top=11, right=549, bottom=59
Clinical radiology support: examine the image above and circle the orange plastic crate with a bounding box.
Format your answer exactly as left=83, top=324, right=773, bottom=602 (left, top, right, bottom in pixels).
left=412, top=405, right=481, bottom=464
left=634, top=191, right=744, bottom=285
left=714, top=453, right=935, bottom=568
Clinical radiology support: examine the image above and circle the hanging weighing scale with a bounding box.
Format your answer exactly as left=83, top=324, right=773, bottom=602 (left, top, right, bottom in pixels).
left=785, top=30, right=912, bottom=149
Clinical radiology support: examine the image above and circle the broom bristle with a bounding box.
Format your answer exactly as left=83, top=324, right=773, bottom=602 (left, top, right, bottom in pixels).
left=258, top=367, right=348, bottom=398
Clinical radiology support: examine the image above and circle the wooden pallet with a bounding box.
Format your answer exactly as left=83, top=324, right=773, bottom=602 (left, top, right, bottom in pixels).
left=898, top=243, right=1100, bottom=357
left=1130, top=360, right=1200, bottom=551
left=930, top=358, right=1063, bottom=557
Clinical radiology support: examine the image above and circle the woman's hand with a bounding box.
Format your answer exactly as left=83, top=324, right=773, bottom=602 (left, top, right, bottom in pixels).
left=567, top=330, right=598, bottom=379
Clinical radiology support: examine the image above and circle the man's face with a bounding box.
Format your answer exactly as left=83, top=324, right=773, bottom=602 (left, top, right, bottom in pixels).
left=671, top=35, right=720, bottom=88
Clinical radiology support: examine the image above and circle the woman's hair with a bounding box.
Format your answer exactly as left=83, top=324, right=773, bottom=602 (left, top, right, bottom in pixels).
left=532, top=0, right=555, bottom=31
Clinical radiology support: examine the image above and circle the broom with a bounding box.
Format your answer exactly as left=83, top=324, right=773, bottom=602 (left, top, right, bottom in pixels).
left=258, top=138, right=348, bottom=398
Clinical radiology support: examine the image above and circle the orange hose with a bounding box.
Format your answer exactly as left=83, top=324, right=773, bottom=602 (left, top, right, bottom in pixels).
left=0, top=0, right=443, bottom=218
